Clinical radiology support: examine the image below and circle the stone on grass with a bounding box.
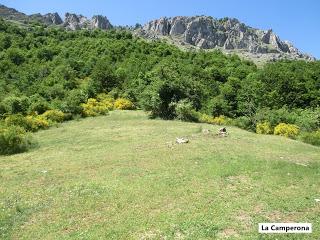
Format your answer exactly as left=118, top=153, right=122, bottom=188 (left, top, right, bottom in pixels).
left=176, top=138, right=189, bottom=144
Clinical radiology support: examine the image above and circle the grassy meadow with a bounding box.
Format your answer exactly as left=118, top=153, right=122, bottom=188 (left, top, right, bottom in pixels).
left=0, top=111, right=319, bottom=239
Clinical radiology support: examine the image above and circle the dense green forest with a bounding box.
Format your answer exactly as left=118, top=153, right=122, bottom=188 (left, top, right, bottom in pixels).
left=0, top=18, right=319, bottom=153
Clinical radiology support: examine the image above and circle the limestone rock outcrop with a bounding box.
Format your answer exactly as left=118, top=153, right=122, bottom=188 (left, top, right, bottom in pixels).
left=64, top=13, right=113, bottom=30
left=91, top=15, right=112, bottom=30
left=139, top=16, right=314, bottom=61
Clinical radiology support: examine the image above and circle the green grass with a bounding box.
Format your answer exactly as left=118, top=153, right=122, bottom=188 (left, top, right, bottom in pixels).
left=0, top=111, right=319, bottom=239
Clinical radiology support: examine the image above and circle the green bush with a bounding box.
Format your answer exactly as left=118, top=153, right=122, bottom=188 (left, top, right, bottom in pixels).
left=5, top=114, right=30, bottom=130
left=255, top=107, right=296, bottom=127
left=300, top=130, right=320, bottom=146
left=274, top=123, right=300, bottom=139
left=42, top=110, right=65, bottom=123
left=62, top=89, right=88, bottom=115
left=6, top=48, right=25, bottom=65
left=174, top=99, right=200, bottom=122
left=28, top=95, right=50, bottom=114
left=0, top=125, right=33, bottom=155
left=293, top=108, right=320, bottom=132
left=256, top=122, right=273, bottom=134
left=233, top=116, right=254, bottom=131
left=1, top=96, right=30, bottom=115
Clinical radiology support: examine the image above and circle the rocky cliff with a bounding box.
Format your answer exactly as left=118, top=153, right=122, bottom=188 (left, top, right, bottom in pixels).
left=63, top=13, right=113, bottom=30
left=138, top=16, right=314, bottom=61
left=29, top=12, right=63, bottom=25
left=0, top=4, right=112, bottom=30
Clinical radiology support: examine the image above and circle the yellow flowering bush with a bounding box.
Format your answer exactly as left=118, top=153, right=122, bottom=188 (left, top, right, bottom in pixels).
left=256, top=121, right=273, bottom=134
left=97, top=94, right=115, bottom=110
left=211, top=116, right=227, bottom=125
left=81, top=98, right=109, bottom=117
left=25, top=115, right=50, bottom=132
left=199, top=114, right=228, bottom=125
left=274, top=123, right=299, bottom=139
left=5, top=114, right=49, bottom=132
left=114, top=98, right=135, bottom=110
left=199, top=114, right=212, bottom=123
left=42, top=109, right=65, bottom=123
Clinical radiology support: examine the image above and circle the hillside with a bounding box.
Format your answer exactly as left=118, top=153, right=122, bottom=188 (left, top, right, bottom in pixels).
left=0, top=111, right=319, bottom=239
left=0, top=4, right=315, bottom=62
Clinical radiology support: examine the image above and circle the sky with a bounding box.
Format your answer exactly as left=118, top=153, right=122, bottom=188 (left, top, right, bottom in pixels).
left=1, top=0, right=319, bottom=58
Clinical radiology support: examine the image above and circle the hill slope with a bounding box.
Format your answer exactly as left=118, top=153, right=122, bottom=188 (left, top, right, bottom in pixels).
left=0, top=111, right=319, bottom=239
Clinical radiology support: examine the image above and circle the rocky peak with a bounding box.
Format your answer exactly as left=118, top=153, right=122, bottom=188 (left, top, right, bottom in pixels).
left=64, top=13, right=90, bottom=30
left=0, top=4, right=113, bottom=31
left=43, top=12, right=63, bottom=25
left=0, top=4, right=28, bottom=21
left=139, top=16, right=315, bottom=61
left=91, top=15, right=112, bottom=30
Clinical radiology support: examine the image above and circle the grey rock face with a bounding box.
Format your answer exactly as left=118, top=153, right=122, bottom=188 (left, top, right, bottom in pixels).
left=0, top=4, right=113, bottom=31
left=141, top=16, right=315, bottom=61
left=43, top=12, right=63, bottom=25
left=170, top=17, right=187, bottom=35
left=64, top=13, right=113, bottom=30
left=64, top=13, right=86, bottom=30
left=64, top=13, right=92, bottom=30
left=143, top=17, right=171, bottom=35
left=91, top=15, right=112, bottom=30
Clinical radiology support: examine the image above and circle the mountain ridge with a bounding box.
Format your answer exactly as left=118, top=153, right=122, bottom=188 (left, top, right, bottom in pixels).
left=0, top=4, right=113, bottom=30
left=136, top=16, right=315, bottom=62
left=0, top=4, right=315, bottom=62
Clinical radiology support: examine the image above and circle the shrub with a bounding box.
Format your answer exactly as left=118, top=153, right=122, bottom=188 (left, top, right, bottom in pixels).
left=62, top=89, right=88, bottom=114
left=293, top=108, right=320, bottom=132
left=42, top=110, right=65, bottom=123
left=0, top=125, right=33, bottom=155
left=274, top=123, right=299, bottom=139
left=255, top=107, right=296, bottom=127
left=25, top=115, right=50, bottom=132
left=233, top=116, right=254, bottom=131
left=5, top=114, right=49, bottom=132
left=199, top=114, right=213, bottom=124
left=114, top=98, right=135, bottom=110
left=6, top=48, right=25, bottom=65
left=211, top=116, right=228, bottom=125
left=97, top=94, right=114, bottom=110
left=174, top=100, right=200, bottom=122
left=199, top=114, right=228, bottom=125
left=28, top=95, right=50, bottom=114
left=256, top=122, right=273, bottom=134
left=81, top=98, right=109, bottom=117
left=5, top=114, right=29, bottom=130
left=1, top=96, right=30, bottom=115
left=300, top=130, right=320, bottom=146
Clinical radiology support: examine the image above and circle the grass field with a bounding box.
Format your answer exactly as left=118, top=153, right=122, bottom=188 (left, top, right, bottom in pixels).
left=0, top=111, right=319, bottom=239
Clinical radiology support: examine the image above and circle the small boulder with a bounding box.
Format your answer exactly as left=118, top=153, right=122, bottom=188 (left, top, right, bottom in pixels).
left=176, top=138, right=189, bottom=144
left=218, top=127, right=228, bottom=137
